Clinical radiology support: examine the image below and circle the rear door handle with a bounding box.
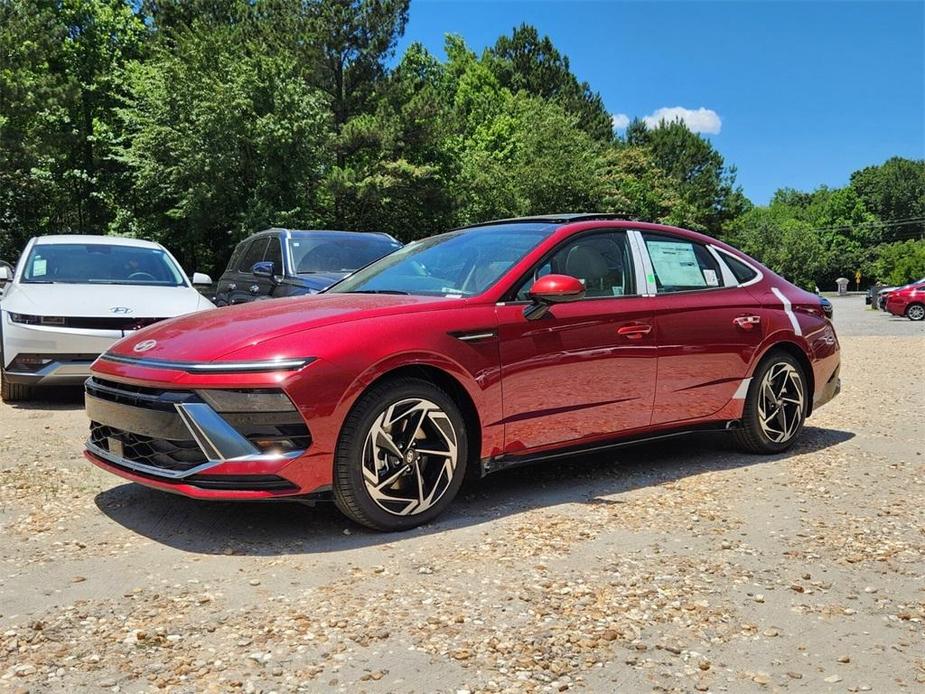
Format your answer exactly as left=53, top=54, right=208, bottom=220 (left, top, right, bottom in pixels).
left=733, top=315, right=761, bottom=330
left=617, top=324, right=652, bottom=340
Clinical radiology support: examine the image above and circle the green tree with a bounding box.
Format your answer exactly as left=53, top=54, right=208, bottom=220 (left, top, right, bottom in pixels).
left=626, top=120, right=749, bottom=232
left=850, top=157, right=925, bottom=243
left=116, top=22, right=331, bottom=274
left=0, top=0, right=145, bottom=258
left=484, top=24, right=613, bottom=141
left=871, top=239, right=925, bottom=285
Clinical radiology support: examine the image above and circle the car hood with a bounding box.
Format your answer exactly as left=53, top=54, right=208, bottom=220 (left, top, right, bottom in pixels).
left=106, top=293, right=460, bottom=362
left=292, top=272, right=347, bottom=291
left=1, top=283, right=211, bottom=317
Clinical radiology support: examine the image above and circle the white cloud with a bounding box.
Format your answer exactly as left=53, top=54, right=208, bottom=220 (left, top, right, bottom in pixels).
left=611, top=113, right=631, bottom=130
left=641, top=106, right=722, bottom=134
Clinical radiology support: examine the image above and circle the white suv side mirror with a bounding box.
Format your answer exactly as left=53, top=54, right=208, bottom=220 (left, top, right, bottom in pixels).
left=0, top=266, right=12, bottom=282
left=192, top=272, right=212, bottom=286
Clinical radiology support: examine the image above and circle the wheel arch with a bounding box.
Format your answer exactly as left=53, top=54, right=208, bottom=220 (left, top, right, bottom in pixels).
left=341, top=363, right=483, bottom=473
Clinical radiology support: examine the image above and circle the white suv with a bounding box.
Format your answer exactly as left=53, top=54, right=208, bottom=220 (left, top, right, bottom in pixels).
left=0, top=235, right=214, bottom=401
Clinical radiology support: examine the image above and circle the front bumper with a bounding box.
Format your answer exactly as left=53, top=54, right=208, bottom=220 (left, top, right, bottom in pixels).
left=3, top=355, right=97, bottom=385
left=2, top=317, right=123, bottom=384
left=813, top=365, right=841, bottom=411
left=84, top=376, right=313, bottom=497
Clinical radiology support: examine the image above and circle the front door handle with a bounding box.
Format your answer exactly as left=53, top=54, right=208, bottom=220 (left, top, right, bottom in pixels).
left=617, top=324, right=652, bottom=340
left=733, top=315, right=761, bottom=330
left=250, top=284, right=260, bottom=294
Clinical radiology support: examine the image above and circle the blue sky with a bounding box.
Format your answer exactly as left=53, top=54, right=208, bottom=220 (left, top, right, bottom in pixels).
left=396, top=0, right=925, bottom=204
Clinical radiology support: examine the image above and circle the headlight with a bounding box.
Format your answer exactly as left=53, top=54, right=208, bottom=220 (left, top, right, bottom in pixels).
left=8, top=313, right=66, bottom=326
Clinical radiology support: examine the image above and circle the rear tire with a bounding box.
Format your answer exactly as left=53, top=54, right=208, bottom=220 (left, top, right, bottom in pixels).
left=906, top=303, right=924, bottom=321
left=734, top=351, right=807, bottom=454
left=333, top=377, right=468, bottom=531
left=0, top=370, right=30, bottom=403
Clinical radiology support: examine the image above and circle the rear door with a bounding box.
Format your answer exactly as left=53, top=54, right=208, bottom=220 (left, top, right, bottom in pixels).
left=639, top=231, right=765, bottom=425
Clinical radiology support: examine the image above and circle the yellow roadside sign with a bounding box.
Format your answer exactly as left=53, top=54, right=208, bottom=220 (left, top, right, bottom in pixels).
left=855, top=270, right=861, bottom=289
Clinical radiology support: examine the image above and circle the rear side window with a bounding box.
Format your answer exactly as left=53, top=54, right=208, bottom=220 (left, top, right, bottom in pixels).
left=722, top=252, right=759, bottom=284
left=643, top=233, right=723, bottom=293
left=238, top=238, right=268, bottom=273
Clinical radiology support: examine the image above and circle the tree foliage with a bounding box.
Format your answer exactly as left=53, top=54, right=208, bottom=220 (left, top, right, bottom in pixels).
left=0, top=0, right=920, bottom=287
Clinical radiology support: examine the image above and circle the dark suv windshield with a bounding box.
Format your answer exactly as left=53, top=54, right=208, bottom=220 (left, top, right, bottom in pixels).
left=329, top=223, right=554, bottom=297
left=288, top=233, right=401, bottom=275
left=21, top=243, right=185, bottom=286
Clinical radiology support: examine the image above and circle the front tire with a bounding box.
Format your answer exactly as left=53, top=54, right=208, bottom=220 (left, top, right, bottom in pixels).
left=906, top=303, right=924, bottom=321
left=0, top=370, right=30, bottom=403
left=734, top=352, right=807, bottom=454
left=333, top=377, right=468, bottom=531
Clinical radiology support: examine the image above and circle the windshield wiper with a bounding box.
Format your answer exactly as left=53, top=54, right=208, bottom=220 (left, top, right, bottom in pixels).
left=344, top=289, right=410, bottom=295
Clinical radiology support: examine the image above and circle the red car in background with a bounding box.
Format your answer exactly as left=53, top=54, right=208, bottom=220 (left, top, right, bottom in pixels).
left=83, top=214, right=841, bottom=531
left=884, top=279, right=925, bottom=321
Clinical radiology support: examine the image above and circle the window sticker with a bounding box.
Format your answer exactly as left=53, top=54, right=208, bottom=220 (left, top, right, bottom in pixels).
left=646, top=241, right=706, bottom=287
left=703, top=269, right=719, bottom=286
left=32, top=258, right=47, bottom=277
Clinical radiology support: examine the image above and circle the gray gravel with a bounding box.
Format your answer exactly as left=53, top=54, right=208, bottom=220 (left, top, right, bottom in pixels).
left=0, top=295, right=922, bottom=693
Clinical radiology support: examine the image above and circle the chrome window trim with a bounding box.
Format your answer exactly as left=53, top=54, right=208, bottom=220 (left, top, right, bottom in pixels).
left=98, top=353, right=314, bottom=373
left=706, top=245, right=738, bottom=286
left=626, top=230, right=656, bottom=296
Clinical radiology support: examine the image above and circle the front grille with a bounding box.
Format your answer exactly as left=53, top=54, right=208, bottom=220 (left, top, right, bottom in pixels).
left=90, top=423, right=208, bottom=472
left=85, top=378, right=311, bottom=476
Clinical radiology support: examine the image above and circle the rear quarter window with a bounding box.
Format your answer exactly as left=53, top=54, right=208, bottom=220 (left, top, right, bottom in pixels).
left=722, top=252, right=759, bottom=284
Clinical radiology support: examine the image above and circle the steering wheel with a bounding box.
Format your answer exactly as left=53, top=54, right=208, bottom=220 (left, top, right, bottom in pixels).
left=128, top=271, right=156, bottom=281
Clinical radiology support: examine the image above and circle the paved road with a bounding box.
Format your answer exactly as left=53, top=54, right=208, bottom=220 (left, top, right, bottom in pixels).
left=0, top=295, right=922, bottom=692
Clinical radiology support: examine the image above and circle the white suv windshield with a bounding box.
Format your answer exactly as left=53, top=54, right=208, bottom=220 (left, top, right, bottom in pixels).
left=21, top=243, right=185, bottom=286
left=329, top=223, right=554, bottom=297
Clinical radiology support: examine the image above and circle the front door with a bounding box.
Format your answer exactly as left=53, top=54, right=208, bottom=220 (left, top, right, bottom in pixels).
left=496, top=230, right=657, bottom=454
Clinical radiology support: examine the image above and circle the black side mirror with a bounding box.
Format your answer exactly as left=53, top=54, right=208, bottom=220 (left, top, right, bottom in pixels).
left=252, top=261, right=278, bottom=283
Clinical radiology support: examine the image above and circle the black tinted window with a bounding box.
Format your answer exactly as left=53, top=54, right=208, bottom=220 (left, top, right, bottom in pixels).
left=265, top=237, right=283, bottom=274
left=238, top=238, right=268, bottom=273
left=723, top=253, right=759, bottom=284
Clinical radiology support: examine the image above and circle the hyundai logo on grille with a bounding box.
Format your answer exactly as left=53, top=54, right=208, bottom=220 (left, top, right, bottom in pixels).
left=133, top=339, right=157, bottom=353
left=110, top=306, right=133, bottom=314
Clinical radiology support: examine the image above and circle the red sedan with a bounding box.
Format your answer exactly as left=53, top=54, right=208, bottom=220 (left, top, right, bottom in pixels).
left=885, top=279, right=925, bottom=321
left=84, top=215, right=841, bottom=531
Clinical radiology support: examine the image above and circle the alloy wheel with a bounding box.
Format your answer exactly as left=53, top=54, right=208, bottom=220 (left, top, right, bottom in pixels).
left=757, top=362, right=805, bottom=444
left=361, top=398, right=459, bottom=516
left=907, top=304, right=925, bottom=321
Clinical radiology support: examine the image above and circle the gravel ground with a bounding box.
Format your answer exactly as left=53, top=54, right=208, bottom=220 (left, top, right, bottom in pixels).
left=1, top=295, right=922, bottom=693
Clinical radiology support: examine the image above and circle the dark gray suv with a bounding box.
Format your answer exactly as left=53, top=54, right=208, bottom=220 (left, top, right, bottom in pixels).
left=214, top=228, right=401, bottom=306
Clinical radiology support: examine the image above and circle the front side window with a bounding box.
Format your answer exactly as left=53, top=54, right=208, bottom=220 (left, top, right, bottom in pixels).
left=329, top=224, right=555, bottom=297
left=643, top=233, right=723, bottom=293
left=265, top=237, right=283, bottom=274
left=515, top=231, right=636, bottom=300
left=21, top=243, right=185, bottom=286
left=238, top=238, right=268, bottom=273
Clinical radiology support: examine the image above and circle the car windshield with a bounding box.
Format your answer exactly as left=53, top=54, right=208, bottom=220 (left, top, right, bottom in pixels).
left=328, top=223, right=555, bottom=297
left=21, top=243, right=186, bottom=286
left=287, top=233, right=402, bottom=275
